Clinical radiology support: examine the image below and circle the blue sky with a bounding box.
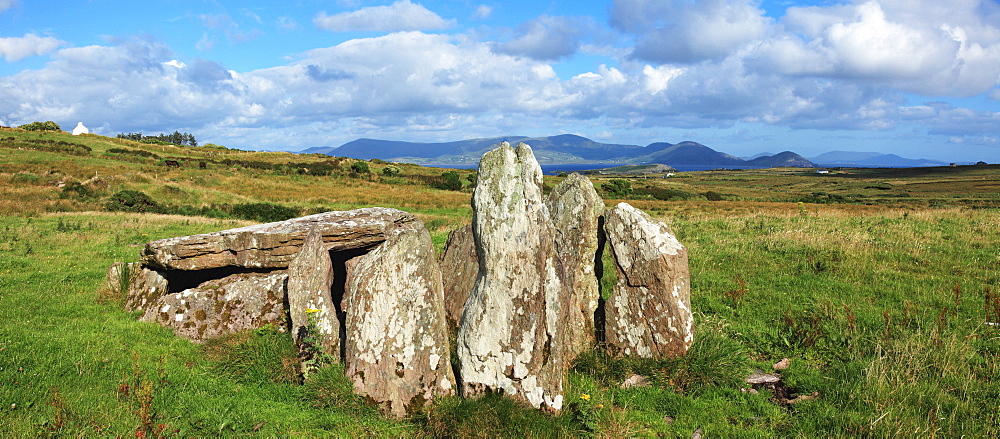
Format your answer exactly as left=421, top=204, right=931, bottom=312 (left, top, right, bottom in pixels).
left=1, top=0, right=999, bottom=162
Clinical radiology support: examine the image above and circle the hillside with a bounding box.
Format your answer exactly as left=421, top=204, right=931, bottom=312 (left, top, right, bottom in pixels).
left=810, top=150, right=947, bottom=167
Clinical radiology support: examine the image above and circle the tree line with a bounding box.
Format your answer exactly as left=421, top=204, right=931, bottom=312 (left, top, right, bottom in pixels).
left=117, top=131, right=198, bottom=147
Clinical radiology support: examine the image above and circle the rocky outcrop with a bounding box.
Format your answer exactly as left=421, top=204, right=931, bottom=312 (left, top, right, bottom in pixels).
left=457, top=142, right=567, bottom=412
left=141, top=208, right=417, bottom=271
left=141, top=271, right=288, bottom=341
left=287, top=229, right=340, bottom=360
left=603, top=202, right=693, bottom=358
left=546, top=173, right=604, bottom=362
left=438, top=223, right=477, bottom=325
left=343, top=220, right=455, bottom=417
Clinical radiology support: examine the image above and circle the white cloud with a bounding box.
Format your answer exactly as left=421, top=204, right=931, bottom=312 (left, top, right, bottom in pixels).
left=495, top=16, right=588, bottom=60
left=610, top=0, right=771, bottom=63
left=0, top=34, right=63, bottom=61
left=0, top=0, right=15, bottom=13
left=474, top=5, right=492, bottom=20
left=314, top=0, right=454, bottom=33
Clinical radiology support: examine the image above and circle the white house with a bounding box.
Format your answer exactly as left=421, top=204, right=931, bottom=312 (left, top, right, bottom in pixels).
left=72, top=122, right=89, bottom=135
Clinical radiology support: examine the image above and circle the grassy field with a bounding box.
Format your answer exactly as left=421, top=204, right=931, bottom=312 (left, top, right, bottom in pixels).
left=1, top=128, right=998, bottom=437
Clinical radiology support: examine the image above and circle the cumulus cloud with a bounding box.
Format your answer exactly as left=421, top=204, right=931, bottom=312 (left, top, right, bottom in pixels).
left=0, top=34, right=64, bottom=61
left=314, top=0, right=454, bottom=32
left=610, top=0, right=771, bottom=63
left=495, top=16, right=590, bottom=60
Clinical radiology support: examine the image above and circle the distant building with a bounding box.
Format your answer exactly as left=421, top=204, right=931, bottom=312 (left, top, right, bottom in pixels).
left=72, top=122, right=89, bottom=135
left=816, top=170, right=830, bottom=174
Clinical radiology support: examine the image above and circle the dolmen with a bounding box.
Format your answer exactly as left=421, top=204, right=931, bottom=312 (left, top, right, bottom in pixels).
left=109, top=142, right=693, bottom=417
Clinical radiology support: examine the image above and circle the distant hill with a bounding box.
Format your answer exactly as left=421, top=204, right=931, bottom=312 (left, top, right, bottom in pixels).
left=302, top=135, right=959, bottom=169
left=810, top=151, right=947, bottom=167
left=748, top=151, right=816, bottom=167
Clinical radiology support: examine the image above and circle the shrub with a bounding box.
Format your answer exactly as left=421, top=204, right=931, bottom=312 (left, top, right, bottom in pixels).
left=640, top=187, right=695, bottom=201
left=382, top=165, right=401, bottom=176
left=601, top=179, right=633, bottom=198
left=350, top=161, right=370, bottom=174
left=18, top=121, right=62, bottom=132
left=59, top=182, right=94, bottom=199
left=106, top=190, right=159, bottom=213
left=230, top=202, right=299, bottom=223
left=703, top=191, right=725, bottom=201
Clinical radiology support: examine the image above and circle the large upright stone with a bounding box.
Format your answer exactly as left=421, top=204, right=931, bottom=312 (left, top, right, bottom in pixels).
left=603, top=202, right=693, bottom=358
left=287, top=228, right=340, bottom=360
left=342, top=220, right=455, bottom=418
left=141, top=208, right=417, bottom=271
left=140, top=271, right=288, bottom=341
left=438, top=223, right=477, bottom=325
left=457, top=142, right=566, bottom=412
left=546, top=173, right=604, bottom=362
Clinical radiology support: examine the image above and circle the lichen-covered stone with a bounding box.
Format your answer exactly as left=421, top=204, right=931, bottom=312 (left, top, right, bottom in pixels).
left=140, top=271, right=288, bottom=341
left=287, top=228, right=340, bottom=359
left=141, top=208, right=417, bottom=271
left=457, top=142, right=566, bottom=412
left=343, top=220, right=455, bottom=418
left=546, top=173, right=604, bottom=362
left=603, top=202, right=693, bottom=358
left=107, top=262, right=169, bottom=312
left=438, top=223, right=478, bottom=326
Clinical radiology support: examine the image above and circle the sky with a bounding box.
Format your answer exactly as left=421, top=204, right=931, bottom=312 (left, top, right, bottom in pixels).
left=1, top=0, right=999, bottom=162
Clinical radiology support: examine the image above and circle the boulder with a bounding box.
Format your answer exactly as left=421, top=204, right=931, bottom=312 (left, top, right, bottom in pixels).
left=140, top=271, right=288, bottom=341
left=141, top=208, right=417, bottom=271
left=287, top=228, right=340, bottom=361
left=106, top=262, right=169, bottom=312
left=342, top=220, right=455, bottom=418
left=438, top=223, right=478, bottom=325
left=603, top=202, right=693, bottom=358
left=456, top=142, right=567, bottom=412
left=546, top=173, right=604, bottom=362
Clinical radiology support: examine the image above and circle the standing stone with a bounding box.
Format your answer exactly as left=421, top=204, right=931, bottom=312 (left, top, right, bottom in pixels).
left=546, top=173, right=604, bottom=363
left=438, top=223, right=478, bottom=326
left=342, top=220, right=455, bottom=418
left=287, top=228, right=340, bottom=360
left=106, top=262, right=169, bottom=312
left=140, top=272, right=288, bottom=341
left=603, top=202, right=693, bottom=358
left=457, top=142, right=566, bottom=412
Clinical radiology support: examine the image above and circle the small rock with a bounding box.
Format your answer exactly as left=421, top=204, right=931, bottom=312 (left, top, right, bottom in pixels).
left=741, top=387, right=760, bottom=394
left=664, top=415, right=675, bottom=424
left=620, top=374, right=650, bottom=389
left=692, top=427, right=704, bottom=439
left=773, top=358, right=791, bottom=370
left=745, top=371, right=781, bottom=384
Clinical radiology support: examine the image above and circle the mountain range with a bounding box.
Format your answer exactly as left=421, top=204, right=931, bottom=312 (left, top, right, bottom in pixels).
left=299, top=134, right=944, bottom=168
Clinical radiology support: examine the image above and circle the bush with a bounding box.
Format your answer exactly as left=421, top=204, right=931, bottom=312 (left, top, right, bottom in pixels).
left=18, top=121, right=62, bottom=132
left=601, top=179, right=633, bottom=198
left=106, top=190, right=159, bottom=213
left=350, top=161, right=370, bottom=174
left=382, top=165, right=401, bottom=176
left=433, top=171, right=463, bottom=191
left=230, top=202, right=299, bottom=223
left=703, top=191, right=725, bottom=201
left=59, top=182, right=94, bottom=199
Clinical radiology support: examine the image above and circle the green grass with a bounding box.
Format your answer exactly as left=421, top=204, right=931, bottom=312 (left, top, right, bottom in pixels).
left=1, top=127, right=999, bottom=436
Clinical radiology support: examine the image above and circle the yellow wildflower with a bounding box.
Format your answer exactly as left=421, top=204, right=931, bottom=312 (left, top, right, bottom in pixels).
left=305, top=308, right=321, bottom=314
left=579, top=394, right=591, bottom=401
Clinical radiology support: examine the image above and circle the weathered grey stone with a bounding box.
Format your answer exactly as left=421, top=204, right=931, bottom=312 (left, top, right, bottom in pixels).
left=141, top=208, right=417, bottom=271
left=140, top=271, right=288, bottom=341
left=603, top=202, right=693, bottom=358
left=107, top=262, right=169, bottom=312
left=343, top=220, right=455, bottom=418
left=287, top=228, right=340, bottom=360
left=457, top=142, right=566, bottom=412
left=546, top=173, right=604, bottom=362
left=438, top=223, right=477, bottom=325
